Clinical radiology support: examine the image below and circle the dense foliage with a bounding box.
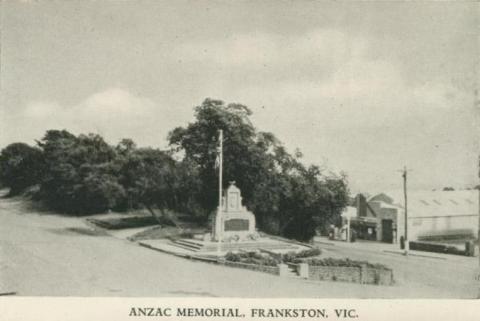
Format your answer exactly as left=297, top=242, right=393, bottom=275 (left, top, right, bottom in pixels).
left=37, top=130, right=124, bottom=214
left=0, top=143, right=44, bottom=195
left=0, top=98, right=349, bottom=240
left=169, top=98, right=349, bottom=241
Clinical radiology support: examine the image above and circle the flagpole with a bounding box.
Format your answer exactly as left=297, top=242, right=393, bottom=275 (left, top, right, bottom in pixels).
left=217, top=130, right=223, bottom=256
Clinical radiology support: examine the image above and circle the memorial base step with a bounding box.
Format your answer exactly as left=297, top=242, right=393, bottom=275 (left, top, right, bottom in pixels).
left=169, top=238, right=299, bottom=253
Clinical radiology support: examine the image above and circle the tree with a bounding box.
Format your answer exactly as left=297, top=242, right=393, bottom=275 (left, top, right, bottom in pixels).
left=115, top=138, right=137, bottom=156
left=168, top=98, right=349, bottom=241
left=117, top=147, right=185, bottom=225
left=38, top=130, right=124, bottom=214
left=169, top=98, right=265, bottom=213
left=0, top=143, right=44, bottom=195
left=1, top=98, right=350, bottom=238
left=75, top=163, right=126, bottom=213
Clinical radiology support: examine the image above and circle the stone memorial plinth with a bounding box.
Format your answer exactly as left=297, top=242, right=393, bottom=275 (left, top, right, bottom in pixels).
left=213, top=182, right=256, bottom=242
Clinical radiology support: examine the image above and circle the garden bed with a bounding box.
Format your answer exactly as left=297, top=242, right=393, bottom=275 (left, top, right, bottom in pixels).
left=224, top=251, right=279, bottom=267
left=87, top=216, right=158, bottom=230
left=281, top=248, right=322, bottom=263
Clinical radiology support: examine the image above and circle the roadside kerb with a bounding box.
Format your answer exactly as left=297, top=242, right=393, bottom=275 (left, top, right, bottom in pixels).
left=383, top=250, right=447, bottom=260
left=138, top=241, right=218, bottom=264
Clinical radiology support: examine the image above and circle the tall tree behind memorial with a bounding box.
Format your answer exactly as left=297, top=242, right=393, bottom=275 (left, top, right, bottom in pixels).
left=168, top=98, right=349, bottom=241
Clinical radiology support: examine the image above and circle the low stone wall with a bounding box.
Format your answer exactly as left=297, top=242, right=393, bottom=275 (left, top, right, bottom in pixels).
left=220, top=260, right=279, bottom=275
left=309, top=266, right=361, bottom=283
left=219, top=259, right=393, bottom=285
left=363, top=267, right=394, bottom=285
left=409, top=241, right=469, bottom=256
left=307, top=265, right=393, bottom=285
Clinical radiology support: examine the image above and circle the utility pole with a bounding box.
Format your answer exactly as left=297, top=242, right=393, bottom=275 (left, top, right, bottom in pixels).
left=475, top=155, right=480, bottom=299
left=401, top=166, right=409, bottom=255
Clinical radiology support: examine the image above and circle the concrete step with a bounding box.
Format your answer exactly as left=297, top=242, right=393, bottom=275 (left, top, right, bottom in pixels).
left=174, top=239, right=206, bottom=248
left=202, top=242, right=297, bottom=252
left=168, top=242, right=199, bottom=252
left=168, top=241, right=200, bottom=252
left=173, top=239, right=203, bottom=249
left=170, top=238, right=301, bottom=253
left=286, top=267, right=300, bottom=278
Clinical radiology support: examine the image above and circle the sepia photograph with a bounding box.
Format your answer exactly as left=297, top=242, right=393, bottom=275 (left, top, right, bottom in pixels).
left=0, top=0, right=479, bottom=306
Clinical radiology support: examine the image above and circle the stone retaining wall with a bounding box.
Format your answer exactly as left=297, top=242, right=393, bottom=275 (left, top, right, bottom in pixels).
left=363, top=267, right=394, bottom=285
left=308, top=265, right=393, bottom=285
left=219, top=260, right=393, bottom=285
left=221, top=260, right=279, bottom=275
left=309, top=266, right=361, bottom=283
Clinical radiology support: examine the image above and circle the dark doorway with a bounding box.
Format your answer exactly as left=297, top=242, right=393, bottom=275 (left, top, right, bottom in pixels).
left=382, top=219, right=393, bottom=243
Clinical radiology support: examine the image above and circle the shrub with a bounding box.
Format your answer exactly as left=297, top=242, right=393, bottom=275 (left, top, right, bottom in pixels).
left=282, top=252, right=299, bottom=263
left=297, top=247, right=322, bottom=257
left=282, top=247, right=322, bottom=263
left=225, top=252, right=241, bottom=262
left=224, top=251, right=280, bottom=267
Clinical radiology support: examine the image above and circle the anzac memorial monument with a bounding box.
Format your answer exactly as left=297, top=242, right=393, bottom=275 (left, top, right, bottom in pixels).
left=212, top=181, right=257, bottom=242
left=140, top=130, right=309, bottom=256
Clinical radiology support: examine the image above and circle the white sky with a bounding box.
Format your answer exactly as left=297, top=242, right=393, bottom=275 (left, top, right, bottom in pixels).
left=1, top=1, right=478, bottom=193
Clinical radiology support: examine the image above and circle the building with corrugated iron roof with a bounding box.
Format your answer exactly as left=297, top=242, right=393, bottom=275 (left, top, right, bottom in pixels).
left=351, top=190, right=478, bottom=244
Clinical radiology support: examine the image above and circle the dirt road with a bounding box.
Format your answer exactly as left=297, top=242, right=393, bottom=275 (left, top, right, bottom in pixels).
left=0, top=194, right=478, bottom=297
